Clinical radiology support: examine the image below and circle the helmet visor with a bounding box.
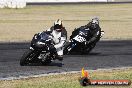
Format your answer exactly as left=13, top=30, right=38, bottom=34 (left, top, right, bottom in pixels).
left=54, top=24, right=62, bottom=32
left=54, top=24, right=62, bottom=29
left=91, top=23, right=98, bottom=29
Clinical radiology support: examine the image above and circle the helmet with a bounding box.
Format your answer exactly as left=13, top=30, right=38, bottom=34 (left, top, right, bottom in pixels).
left=90, top=17, right=99, bottom=29
left=91, top=17, right=99, bottom=25
left=54, top=19, right=63, bottom=32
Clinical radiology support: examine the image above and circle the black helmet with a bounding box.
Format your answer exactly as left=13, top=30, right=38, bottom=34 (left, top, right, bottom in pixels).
left=54, top=19, right=63, bottom=32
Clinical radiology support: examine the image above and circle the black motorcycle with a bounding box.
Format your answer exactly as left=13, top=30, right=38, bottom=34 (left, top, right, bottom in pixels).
left=20, top=32, right=56, bottom=66
left=64, top=28, right=104, bottom=55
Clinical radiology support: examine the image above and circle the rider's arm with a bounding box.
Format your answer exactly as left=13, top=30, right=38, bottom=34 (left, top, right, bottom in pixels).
left=54, top=28, right=67, bottom=49
left=54, top=37, right=66, bottom=49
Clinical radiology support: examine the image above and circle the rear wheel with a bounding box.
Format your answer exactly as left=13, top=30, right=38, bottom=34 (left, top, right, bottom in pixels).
left=20, top=49, right=36, bottom=66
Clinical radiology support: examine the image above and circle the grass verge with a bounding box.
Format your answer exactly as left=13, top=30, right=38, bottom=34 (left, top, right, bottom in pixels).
left=0, top=68, right=132, bottom=88
left=0, top=4, right=132, bottom=42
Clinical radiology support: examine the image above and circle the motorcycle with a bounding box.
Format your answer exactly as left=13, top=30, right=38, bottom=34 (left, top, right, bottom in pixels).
left=20, top=32, right=57, bottom=66
left=64, top=28, right=104, bottom=55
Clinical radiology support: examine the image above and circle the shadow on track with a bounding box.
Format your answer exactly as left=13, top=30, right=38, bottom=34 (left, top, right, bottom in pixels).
left=64, top=52, right=101, bottom=58
left=24, top=62, right=64, bottom=67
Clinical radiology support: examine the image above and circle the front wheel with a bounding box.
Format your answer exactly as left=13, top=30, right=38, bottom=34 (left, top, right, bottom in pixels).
left=20, top=49, right=36, bottom=66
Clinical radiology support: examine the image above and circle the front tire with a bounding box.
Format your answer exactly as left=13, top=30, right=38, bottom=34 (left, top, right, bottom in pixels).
left=20, top=49, right=35, bottom=66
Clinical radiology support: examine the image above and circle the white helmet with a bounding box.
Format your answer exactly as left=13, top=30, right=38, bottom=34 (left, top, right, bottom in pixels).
left=54, top=19, right=63, bottom=32
left=91, top=17, right=99, bottom=25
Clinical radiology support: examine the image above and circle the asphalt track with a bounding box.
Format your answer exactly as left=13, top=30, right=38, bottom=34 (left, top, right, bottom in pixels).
left=0, top=40, right=132, bottom=79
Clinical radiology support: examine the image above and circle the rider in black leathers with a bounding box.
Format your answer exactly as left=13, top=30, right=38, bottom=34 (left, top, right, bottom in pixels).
left=70, top=17, right=101, bottom=45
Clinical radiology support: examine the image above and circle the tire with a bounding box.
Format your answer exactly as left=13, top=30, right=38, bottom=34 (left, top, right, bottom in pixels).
left=20, top=49, right=35, bottom=66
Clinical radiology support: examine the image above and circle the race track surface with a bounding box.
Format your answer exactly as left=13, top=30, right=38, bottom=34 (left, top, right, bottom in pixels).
left=0, top=40, right=132, bottom=79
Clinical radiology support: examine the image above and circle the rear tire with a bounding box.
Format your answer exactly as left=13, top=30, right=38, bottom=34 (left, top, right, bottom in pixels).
left=20, top=49, right=35, bottom=66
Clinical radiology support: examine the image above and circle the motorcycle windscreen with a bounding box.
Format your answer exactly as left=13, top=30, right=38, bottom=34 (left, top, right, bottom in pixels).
left=40, top=32, right=50, bottom=41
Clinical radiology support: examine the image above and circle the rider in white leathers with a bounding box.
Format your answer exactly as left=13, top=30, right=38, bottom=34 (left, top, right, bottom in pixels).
left=46, top=19, right=67, bottom=61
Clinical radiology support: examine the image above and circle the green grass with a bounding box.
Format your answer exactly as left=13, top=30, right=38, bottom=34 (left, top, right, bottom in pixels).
left=0, top=68, right=132, bottom=88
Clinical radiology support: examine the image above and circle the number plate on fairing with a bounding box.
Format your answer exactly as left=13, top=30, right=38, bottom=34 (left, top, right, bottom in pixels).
left=73, top=35, right=86, bottom=42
